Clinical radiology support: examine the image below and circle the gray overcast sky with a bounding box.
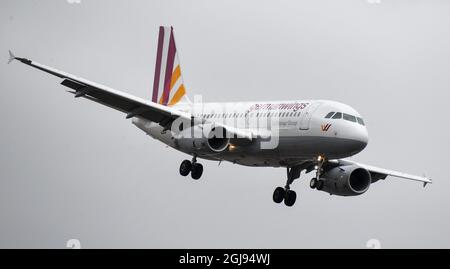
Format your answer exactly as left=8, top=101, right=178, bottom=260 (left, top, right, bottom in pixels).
left=1, top=0, right=449, bottom=248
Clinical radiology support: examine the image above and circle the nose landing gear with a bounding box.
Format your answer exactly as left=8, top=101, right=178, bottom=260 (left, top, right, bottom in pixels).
left=179, top=155, right=203, bottom=180
left=309, top=177, right=324, bottom=190
left=310, top=155, right=325, bottom=190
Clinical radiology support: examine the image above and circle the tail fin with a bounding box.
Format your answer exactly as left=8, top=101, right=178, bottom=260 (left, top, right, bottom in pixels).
left=152, top=26, right=190, bottom=106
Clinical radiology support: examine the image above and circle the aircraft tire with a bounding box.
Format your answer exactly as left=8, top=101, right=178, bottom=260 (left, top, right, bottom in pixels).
left=284, top=190, right=297, bottom=207
left=316, top=180, right=324, bottom=190
left=191, top=163, right=203, bottom=180
left=273, top=187, right=285, bottom=203
left=179, top=160, right=192, bottom=176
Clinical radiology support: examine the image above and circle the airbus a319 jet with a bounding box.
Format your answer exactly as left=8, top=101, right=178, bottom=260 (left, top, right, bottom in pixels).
left=9, top=26, right=431, bottom=207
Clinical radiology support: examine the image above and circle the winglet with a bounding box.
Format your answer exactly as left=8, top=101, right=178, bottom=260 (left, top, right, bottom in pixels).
left=7, top=50, right=16, bottom=64
left=423, top=175, right=432, bottom=187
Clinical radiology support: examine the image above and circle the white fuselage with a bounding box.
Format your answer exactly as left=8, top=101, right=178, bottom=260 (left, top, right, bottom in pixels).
left=132, top=100, right=369, bottom=167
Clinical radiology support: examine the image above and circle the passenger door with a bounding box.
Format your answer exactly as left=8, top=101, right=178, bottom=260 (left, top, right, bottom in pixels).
left=299, top=102, right=322, bottom=130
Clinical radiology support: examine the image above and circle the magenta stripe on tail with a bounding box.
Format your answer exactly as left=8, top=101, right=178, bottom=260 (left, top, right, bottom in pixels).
left=152, top=27, right=165, bottom=102
left=162, top=27, right=176, bottom=105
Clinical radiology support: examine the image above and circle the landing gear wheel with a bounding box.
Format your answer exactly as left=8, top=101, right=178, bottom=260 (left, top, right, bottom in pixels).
left=179, top=160, right=192, bottom=176
left=191, top=163, right=203, bottom=180
left=273, top=166, right=301, bottom=206
left=316, top=180, right=324, bottom=190
left=310, top=178, right=318, bottom=189
left=273, top=187, right=285, bottom=204
left=284, top=190, right=297, bottom=207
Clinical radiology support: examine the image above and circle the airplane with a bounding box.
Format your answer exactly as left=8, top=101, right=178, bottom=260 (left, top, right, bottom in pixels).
left=8, top=26, right=431, bottom=207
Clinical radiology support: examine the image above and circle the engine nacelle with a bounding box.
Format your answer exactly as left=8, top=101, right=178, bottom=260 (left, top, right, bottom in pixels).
left=319, top=165, right=371, bottom=196
left=175, top=125, right=230, bottom=154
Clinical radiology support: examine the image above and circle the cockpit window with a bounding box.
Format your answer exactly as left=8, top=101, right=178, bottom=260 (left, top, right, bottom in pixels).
left=343, top=113, right=357, bottom=122
left=332, top=112, right=342, bottom=119
left=357, top=117, right=365, bottom=126
left=325, top=112, right=335, bottom=118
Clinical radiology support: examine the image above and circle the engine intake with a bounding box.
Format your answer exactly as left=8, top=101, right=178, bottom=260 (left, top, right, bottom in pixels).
left=207, top=126, right=230, bottom=152
left=319, top=165, right=371, bottom=196
left=176, top=125, right=230, bottom=154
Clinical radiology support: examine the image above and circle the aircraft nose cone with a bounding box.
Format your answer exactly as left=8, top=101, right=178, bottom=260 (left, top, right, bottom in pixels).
left=355, top=127, right=369, bottom=152
left=346, top=126, right=368, bottom=154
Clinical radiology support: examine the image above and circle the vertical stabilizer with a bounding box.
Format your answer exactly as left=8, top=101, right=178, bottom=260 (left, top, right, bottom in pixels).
left=152, top=26, right=190, bottom=106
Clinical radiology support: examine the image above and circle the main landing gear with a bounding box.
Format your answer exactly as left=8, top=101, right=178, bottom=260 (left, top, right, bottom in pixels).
left=273, top=166, right=301, bottom=207
left=272, top=156, right=327, bottom=207
left=179, top=155, right=203, bottom=180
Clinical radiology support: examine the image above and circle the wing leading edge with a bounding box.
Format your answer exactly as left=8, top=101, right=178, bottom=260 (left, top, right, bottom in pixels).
left=331, top=159, right=432, bottom=186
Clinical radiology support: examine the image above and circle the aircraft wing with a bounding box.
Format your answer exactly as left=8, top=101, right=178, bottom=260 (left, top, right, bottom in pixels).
left=8, top=51, right=253, bottom=140
left=331, top=159, right=432, bottom=186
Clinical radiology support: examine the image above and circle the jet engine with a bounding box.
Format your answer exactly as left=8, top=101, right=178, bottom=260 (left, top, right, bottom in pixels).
left=318, top=165, right=371, bottom=196
left=175, top=125, right=230, bottom=154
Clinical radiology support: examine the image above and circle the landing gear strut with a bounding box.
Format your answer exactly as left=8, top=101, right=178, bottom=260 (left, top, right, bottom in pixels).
left=273, top=166, right=301, bottom=207
left=310, top=155, right=325, bottom=190
left=179, top=155, right=203, bottom=180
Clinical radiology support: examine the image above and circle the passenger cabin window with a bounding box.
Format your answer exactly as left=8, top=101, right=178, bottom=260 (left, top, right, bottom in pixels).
left=343, top=113, right=357, bottom=122
left=332, top=112, right=342, bottom=119
left=325, top=112, right=335, bottom=118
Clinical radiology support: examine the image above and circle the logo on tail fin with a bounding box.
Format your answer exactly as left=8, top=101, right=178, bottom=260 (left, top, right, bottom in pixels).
left=152, top=26, right=188, bottom=106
